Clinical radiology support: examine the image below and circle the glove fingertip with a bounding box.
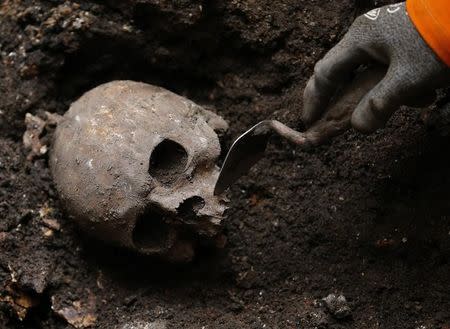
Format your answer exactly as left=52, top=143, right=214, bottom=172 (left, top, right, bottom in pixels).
left=351, top=102, right=383, bottom=134
left=302, top=79, right=319, bottom=125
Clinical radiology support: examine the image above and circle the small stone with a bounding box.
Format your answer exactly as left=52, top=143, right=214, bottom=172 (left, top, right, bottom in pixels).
left=322, top=294, right=351, bottom=319
left=22, top=112, right=61, bottom=161
left=52, top=290, right=97, bottom=328
left=121, top=320, right=167, bottom=329
left=122, top=24, right=133, bottom=32
left=42, top=228, right=54, bottom=237
left=0, top=231, right=8, bottom=242
left=42, top=218, right=61, bottom=231
left=307, top=309, right=329, bottom=327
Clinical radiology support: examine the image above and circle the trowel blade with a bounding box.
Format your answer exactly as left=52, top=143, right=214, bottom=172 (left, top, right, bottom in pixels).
left=214, top=121, right=273, bottom=195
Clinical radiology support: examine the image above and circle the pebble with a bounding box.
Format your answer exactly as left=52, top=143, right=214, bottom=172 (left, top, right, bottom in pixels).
left=322, top=294, right=352, bottom=319
left=307, top=309, right=329, bottom=327
left=121, top=320, right=167, bottom=329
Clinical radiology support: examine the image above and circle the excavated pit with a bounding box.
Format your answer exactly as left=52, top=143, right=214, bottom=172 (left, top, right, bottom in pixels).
left=1, top=0, right=450, bottom=328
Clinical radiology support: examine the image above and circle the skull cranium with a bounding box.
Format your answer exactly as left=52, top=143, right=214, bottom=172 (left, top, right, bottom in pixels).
left=50, top=81, right=228, bottom=262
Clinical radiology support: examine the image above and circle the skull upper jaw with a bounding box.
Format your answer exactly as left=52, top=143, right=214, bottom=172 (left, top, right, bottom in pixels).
left=132, top=166, right=228, bottom=262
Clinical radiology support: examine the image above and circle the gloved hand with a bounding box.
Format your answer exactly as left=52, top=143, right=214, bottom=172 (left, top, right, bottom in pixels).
left=302, top=2, right=450, bottom=133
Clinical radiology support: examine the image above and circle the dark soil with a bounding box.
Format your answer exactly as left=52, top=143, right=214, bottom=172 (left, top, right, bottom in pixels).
left=1, top=0, right=450, bottom=328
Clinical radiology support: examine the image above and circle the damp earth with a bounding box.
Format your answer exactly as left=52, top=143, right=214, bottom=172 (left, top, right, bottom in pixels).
left=1, top=0, right=450, bottom=328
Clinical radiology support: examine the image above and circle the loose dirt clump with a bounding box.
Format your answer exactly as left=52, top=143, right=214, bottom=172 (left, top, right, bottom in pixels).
left=1, top=0, right=450, bottom=328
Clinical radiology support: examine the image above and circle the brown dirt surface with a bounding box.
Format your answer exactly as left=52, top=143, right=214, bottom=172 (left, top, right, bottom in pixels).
left=1, top=0, right=450, bottom=328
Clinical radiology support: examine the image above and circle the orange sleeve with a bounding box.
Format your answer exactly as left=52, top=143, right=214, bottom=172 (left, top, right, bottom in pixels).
left=407, top=0, right=450, bottom=67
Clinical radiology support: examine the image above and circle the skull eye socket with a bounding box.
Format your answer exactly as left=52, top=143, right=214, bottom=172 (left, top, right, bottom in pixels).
left=149, top=139, right=188, bottom=184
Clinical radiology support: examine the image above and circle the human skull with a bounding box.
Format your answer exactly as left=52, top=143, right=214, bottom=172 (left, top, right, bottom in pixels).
left=50, top=81, right=228, bottom=262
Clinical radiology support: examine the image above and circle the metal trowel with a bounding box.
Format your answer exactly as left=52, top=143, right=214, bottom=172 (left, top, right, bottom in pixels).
left=214, top=65, right=387, bottom=195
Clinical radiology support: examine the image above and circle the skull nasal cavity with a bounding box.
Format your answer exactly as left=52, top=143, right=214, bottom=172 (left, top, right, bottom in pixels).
left=177, top=196, right=205, bottom=220
left=149, top=139, right=188, bottom=184
left=132, top=209, right=170, bottom=250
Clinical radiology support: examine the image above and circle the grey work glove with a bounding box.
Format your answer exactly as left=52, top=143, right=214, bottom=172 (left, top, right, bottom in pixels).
left=302, top=2, right=450, bottom=134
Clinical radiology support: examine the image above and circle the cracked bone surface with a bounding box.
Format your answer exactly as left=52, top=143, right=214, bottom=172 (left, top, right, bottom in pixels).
left=50, top=81, right=228, bottom=262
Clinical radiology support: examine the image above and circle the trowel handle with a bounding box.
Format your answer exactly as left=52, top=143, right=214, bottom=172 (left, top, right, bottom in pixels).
left=263, top=120, right=308, bottom=145
left=270, top=65, right=388, bottom=147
